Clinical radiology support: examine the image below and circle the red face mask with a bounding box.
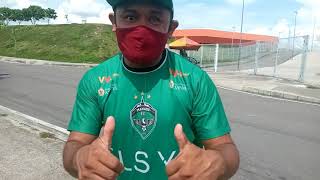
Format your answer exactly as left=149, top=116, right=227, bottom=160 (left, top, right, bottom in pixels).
left=116, top=26, right=169, bottom=66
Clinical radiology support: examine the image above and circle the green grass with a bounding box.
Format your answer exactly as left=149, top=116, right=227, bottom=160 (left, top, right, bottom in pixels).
left=0, top=24, right=119, bottom=63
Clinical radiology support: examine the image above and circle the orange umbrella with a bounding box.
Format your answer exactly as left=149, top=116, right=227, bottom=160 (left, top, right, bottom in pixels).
left=169, top=37, right=201, bottom=50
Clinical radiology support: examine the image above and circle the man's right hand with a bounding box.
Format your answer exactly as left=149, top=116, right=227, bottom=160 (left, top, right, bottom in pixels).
left=73, top=116, right=124, bottom=180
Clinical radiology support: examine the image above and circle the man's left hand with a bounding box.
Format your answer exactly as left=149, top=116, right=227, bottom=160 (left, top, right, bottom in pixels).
left=166, top=124, right=227, bottom=180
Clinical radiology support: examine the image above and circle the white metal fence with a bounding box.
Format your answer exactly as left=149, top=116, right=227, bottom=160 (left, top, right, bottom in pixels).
left=171, top=35, right=311, bottom=82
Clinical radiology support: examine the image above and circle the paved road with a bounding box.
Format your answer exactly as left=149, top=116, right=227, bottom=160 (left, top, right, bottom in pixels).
left=0, top=61, right=86, bottom=128
left=1, top=61, right=319, bottom=180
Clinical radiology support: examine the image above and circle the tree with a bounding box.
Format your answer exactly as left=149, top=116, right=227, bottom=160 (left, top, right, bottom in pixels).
left=15, top=9, right=24, bottom=25
left=0, top=8, right=4, bottom=25
left=0, top=6, right=58, bottom=26
left=44, top=8, right=57, bottom=25
left=0, top=7, right=12, bottom=25
left=26, top=5, right=45, bottom=25
left=10, top=9, right=24, bottom=25
left=22, top=8, right=31, bottom=23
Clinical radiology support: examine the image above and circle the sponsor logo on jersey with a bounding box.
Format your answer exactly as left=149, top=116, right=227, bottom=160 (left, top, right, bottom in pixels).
left=111, top=149, right=177, bottom=174
left=99, top=73, right=121, bottom=84
left=98, top=88, right=105, bottom=96
left=130, top=97, right=157, bottom=140
left=169, top=80, right=187, bottom=91
left=98, top=76, right=112, bottom=84
left=97, top=85, right=118, bottom=97
left=169, top=69, right=190, bottom=78
left=112, top=73, right=120, bottom=77
left=169, top=80, right=175, bottom=89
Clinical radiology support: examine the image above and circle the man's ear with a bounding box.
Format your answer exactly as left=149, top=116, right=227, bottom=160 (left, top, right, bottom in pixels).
left=168, top=20, right=179, bottom=38
left=109, top=12, right=116, bottom=32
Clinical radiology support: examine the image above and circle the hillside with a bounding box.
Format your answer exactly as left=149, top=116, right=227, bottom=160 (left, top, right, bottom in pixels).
left=0, top=24, right=118, bottom=63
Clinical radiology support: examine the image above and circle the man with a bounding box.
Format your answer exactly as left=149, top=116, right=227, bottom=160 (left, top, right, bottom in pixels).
left=63, top=0, right=240, bottom=179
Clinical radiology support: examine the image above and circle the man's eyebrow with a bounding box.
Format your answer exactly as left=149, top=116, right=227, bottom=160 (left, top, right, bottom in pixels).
left=150, top=9, right=164, bottom=16
left=117, top=6, right=166, bottom=16
left=151, top=8, right=164, bottom=15
left=118, top=8, right=137, bottom=14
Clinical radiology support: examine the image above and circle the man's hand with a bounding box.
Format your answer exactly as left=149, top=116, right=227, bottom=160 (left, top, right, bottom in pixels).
left=166, top=124, right=227, bottom=180
left=73, top=117, right=124, bottom=180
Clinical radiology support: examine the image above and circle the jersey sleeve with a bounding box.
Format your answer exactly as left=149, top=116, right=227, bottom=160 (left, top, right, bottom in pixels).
left=68, top=71, right=102, bottom=136
left=191, top=71, right=231, bottom=141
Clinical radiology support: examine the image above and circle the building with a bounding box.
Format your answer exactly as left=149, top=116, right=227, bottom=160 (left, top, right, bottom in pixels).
left=173, top=29, right=278, bottom=45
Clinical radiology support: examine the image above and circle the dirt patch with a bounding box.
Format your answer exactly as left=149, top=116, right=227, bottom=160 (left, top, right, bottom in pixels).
left=0, top=113, right=8, bottom=117
left=39, top=132, right=56, bottom=139
left=306, top=85, right=320, bottom=89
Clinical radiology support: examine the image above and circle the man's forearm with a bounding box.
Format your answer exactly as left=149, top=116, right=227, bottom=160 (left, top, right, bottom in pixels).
left=209, top=143, right=240, bottom=180
left=63, top=140, right=86, bottom=178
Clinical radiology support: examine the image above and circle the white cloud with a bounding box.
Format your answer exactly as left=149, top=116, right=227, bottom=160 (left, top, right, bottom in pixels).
left=86, top=9, right=111, bottom=24
left=249, top=0, right=320, bottom=39
left=3, top=0, right=47, bottom=9
left=53, top=0, right=112, bottom=24
left=1, top=0, right=113, bottom=25
left=248, top=27, right=272, bottom=36
left=60, top=0, right=104, bottom=18
left=294, top=0, right=320, bottom=41
left=272, top=19, right=290, bottom=35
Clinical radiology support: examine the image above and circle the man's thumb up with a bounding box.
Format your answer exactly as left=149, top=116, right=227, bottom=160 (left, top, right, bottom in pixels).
left=99, top=116, right=115, bottom=150
left=174, top=124, right=189, bottom=150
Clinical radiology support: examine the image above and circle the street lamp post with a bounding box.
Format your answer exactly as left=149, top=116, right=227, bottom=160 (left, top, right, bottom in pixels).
left=237, top=0, right=245, bottom=71
left=311, top=17, right=316, bottom=52
left=65, top=14, right=69, bottom=24
left=292, top=11, right=298, bottom=59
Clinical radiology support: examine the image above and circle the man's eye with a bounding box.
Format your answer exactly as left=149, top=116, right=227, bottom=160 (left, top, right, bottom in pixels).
left=125, top=15, right=136, bottom=21
left=150, top=16, right=161, bottom=24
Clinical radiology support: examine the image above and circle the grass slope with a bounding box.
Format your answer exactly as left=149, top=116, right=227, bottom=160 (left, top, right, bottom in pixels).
left=0, top=24, right=118, bottom=63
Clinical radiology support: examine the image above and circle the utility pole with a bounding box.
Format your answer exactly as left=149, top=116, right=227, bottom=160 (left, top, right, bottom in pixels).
left=288, top=28, right=291, bottom=49
left=237, top=0, right=245, bottom=71
left=292, top=11, right=298, bottom=59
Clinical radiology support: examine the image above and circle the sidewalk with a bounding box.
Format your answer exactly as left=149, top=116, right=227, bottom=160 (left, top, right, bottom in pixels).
left=204, top=52, right=320, bottom=105
left=0, top=56, right=96, bottom=68
left=242, top=52, right=320, bottom=86
left=0, top=108, right=73, bottom=180
left=206, top=70, right=320, bottom=104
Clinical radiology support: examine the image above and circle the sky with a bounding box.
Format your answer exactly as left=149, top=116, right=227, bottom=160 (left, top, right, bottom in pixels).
left=1, top=0, right=319, bottom=39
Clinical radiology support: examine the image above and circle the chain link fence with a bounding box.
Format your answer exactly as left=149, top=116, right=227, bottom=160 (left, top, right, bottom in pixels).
left=170, top=35, right=311, bottom=83
left=311, top=39, right=320, bottom=51
left=250, top=36, right=308, bottom=82
left=185, top=41, right=275, bottom=71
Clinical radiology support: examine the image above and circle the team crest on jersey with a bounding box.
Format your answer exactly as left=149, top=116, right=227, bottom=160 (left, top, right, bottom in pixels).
left=130, top=96, right=157, bottom=140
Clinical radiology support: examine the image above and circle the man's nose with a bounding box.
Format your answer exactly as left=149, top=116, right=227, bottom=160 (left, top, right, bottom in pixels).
left=138, top=16, right=149, bottom=27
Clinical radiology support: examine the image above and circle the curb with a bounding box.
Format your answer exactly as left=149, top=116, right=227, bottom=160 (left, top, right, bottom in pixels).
left=246, top=73, right=320, bottom=89
left=242, top=86, right=320, bottom=105
left=0, top=105, right=69, bottom=141
left=0, top=56, right=97, bottom=68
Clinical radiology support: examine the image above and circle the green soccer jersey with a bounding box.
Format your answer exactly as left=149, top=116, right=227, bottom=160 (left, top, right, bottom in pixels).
left=68, top=49, right=231, bottom=180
